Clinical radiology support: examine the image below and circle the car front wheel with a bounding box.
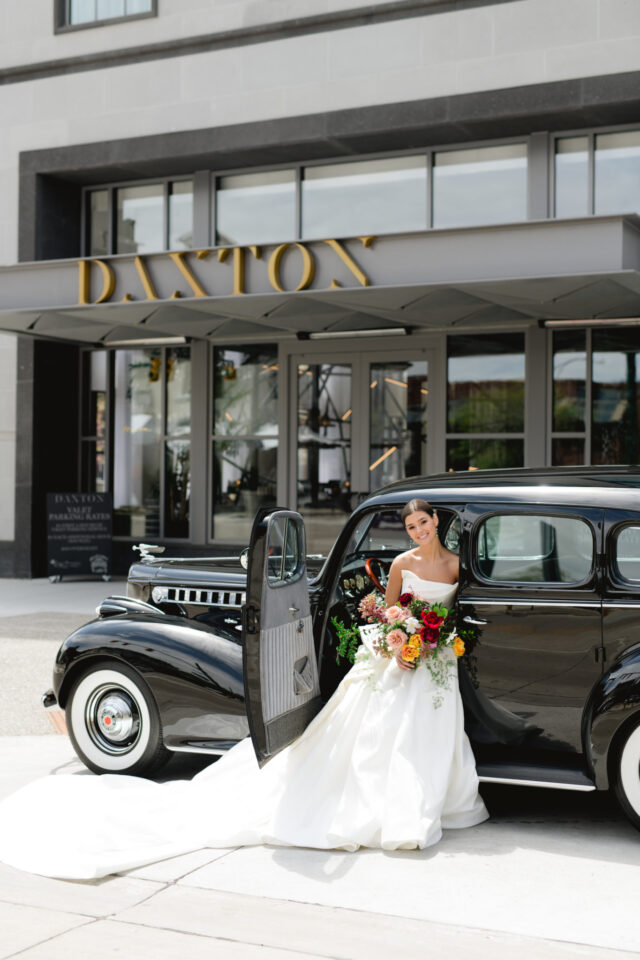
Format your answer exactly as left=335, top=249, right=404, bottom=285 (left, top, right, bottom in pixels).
left=612, top=719, right=640, bottom=830
left=67, top=663, right=169, bottom=776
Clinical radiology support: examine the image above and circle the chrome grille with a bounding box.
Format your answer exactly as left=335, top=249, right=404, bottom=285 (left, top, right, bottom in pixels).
left=151, top=586, right=245, bottom=608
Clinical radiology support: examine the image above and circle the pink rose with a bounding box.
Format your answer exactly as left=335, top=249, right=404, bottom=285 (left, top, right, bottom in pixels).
left=386, top=628, right=409, bottom=649
left=385, top=605, right=409, bottom=624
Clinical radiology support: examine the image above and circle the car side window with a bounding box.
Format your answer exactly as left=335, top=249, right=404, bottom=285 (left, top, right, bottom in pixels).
left=476, top=514, right=593, bottom=583
left=614, top=526, right=640, bottom=582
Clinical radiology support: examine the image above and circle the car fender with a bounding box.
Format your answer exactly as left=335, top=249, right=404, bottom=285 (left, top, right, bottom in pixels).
left=54, top=612, right=247, bottom=748
left=584, top=642, right=640, bottom=789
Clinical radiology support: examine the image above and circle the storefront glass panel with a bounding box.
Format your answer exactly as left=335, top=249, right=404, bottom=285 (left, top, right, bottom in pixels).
left=212, top=345, right=278, bottom=541
left=165, top=440, right=190, bottom=538
left=592, top=328, right=640, bottom=464
left=88, top=190, right=109, bottom=256
left=433, top=144, right=527, bottom=228
left=447, top=334, right=525, bottom=433
left=552, top=437, right=585, bottom=466
left=116, top=183, right=164, bottom=254
left=81, top=441, right=106, bottom=493
left=555, top=137, right=589, bottom=218
left=369, top=360, right=428, bottom=489
left=211, top=438, right=278, bottom=541
left=168, top=181, right=193, bottom=250
left=81, top=351, right=108, bottom=438
left=446, top=438, right=524, bottom=471
left=297, top=362, right=352, bottom=552
left=113, top=349, right=162, bottom=537
left=302, top=157, right=426, bottom=239
left=216, top=171, right=296, bottom=245
left=166, top=346, right=191, bottom=437
left=595, top=131, right=640, bottom=216
left=552, top=329, right=586, bottom=432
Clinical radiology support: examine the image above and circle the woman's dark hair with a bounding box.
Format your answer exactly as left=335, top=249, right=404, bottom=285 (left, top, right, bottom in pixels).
left=400, top=499, right=435, bottom=525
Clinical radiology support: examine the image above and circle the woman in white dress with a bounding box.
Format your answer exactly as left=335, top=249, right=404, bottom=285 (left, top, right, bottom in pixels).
left=0, top=499, right=488, bottom=880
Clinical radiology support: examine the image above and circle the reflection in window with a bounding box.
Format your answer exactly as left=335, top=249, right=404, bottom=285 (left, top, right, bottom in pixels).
left=447, top=334, right=525, bottom=434
left=298, top=362, right=351, bottom=552
left=555, top=137, right=589, bottom=218
left=68, top=0, right=152, bottom=24
left=595, top=131, right=640, bottom=216
left=592, top=327, right=640, bottom=464
left=216, top=171, right=296, bottom=245
left=112, top=348, right=191, bottom=538
left=369, top=361, right=428, bottom=489
left=88, top=190, right=109, bottom=256
left=80, top=351, right=108, bottom=493
left=116, top=184, right=164, bottom=254
left=447, top=438, right=523, bottom=471
left=212, top=345, right=278, bottom=541
left=302, top=157, right=426, bottom=239
left=615, top=526, right=640, bottom=581
left=433, top=144, right=527, bottom=228
left=551, top=329, right=586, bottom=466
left=477, top=514, right=593, bottom=583
left=169, top=181, right=194, bottom=250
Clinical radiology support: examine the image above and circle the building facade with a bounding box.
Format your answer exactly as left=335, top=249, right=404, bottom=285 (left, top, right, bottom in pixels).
left=1, top=0, right=640, bottom=574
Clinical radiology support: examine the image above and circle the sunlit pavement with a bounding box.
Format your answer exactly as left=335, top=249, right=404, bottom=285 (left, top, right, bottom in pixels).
left=0, top=580, right=639, bottom=958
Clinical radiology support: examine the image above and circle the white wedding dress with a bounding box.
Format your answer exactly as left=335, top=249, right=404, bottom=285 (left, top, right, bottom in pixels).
left=0, top=572, right=488, bottom=879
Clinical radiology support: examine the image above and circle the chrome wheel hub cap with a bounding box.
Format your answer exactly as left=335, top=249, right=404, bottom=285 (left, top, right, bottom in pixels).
left=96, top=693, right=134, bottom=742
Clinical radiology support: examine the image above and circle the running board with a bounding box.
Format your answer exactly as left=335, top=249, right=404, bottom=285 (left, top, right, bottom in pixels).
left=477, top=764, right=596, bottom=792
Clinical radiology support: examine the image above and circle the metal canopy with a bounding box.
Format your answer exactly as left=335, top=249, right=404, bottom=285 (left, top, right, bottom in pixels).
left=1, top=215, right=639, bottom=344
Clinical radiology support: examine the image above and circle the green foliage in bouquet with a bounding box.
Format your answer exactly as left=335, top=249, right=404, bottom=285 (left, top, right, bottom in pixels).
left=331, top=616, right=361, bottom=665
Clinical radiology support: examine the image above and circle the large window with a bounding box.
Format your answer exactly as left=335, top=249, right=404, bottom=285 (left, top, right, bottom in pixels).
left=555, top=130, right=640, bottom=218
left=433, top=144, right=527, bottom=229
left=551, top=326, right=640, bottom=466
left=302, top=157, right=427, bottom=239
left=86, top=179, right=193, bottom=256
left=211, top=346, right=278, bottom=542
left=60, top=0, right=155, bottom=27
left=216, top=171, right=296, bottom=246
left=446, top=334, right=525, bottom=470
left=369, top=360, right=428, bottom=489
left=80, top=351, right=109, bottom=493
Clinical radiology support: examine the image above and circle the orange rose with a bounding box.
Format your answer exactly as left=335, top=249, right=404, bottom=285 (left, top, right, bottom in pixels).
left=401, top=643, right=421, bottom=662
left=452, top=637, right=465, bottom=658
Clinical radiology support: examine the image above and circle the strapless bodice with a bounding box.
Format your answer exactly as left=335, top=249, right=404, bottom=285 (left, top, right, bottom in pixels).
left=400, top=569, right=457, bottom=606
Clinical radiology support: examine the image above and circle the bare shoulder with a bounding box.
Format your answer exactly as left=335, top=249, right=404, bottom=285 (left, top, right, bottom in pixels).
left=444, top=550, right=460, bottom=581
left=390, top=549, right=414, bottom=571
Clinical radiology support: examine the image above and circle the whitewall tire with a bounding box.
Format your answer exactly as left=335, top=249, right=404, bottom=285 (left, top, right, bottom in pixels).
left=613, top=720, right=640, bottom=830
left=67, top=663, right=168, bottom=776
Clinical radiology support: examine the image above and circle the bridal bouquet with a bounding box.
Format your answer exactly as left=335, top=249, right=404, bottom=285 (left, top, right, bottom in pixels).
left=332, top=588, right=465, bottom=680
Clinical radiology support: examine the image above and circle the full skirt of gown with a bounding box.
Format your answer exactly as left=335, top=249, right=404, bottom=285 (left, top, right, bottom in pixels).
left=0, top=573, right=488, bottom=879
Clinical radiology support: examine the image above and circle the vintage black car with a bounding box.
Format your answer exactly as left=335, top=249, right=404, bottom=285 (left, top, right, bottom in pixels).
left=44, top=466, right=640, bottom=831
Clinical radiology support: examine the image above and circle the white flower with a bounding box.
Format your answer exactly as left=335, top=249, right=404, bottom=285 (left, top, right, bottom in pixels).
left=405, top=616, right=420, bottom=632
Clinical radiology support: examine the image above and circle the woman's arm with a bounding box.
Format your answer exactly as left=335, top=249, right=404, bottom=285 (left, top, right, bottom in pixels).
left=384, top=557, right=404, bottom=605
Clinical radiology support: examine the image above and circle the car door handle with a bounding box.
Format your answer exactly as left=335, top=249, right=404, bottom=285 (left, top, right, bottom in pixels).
left=463, top=615, right=488, bottom=626
left=289, top=606, right=299, bottom=617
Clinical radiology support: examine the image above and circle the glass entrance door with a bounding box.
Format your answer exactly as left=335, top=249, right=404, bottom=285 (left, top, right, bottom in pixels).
left=293, top=350, right=431, bottom=554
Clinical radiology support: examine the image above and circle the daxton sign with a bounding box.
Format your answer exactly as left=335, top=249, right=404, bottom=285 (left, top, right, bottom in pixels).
left=78, top=237, right=375, bottom=305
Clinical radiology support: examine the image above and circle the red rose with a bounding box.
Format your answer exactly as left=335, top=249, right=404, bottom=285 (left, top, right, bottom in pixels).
left=420, top=625, right=439, bottom=644
left=421, top=611, right=444, bottom=628
left=398, top=592, right=413, bottom=607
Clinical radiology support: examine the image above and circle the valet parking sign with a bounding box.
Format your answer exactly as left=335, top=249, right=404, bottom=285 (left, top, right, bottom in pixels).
left=47, top=493, right=112, bottom=579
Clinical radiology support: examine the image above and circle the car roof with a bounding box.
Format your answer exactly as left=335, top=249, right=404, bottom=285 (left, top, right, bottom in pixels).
left=358, top=465, right=640, bottom=513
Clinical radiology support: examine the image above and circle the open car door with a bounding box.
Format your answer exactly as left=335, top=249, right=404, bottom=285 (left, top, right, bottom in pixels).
left=242, top=509, right=322, bottom=767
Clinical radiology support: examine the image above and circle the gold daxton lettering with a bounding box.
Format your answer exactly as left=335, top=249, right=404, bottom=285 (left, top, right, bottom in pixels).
left=325, top=237, right=374, bottom=288
left=168, top=252, right=208, bottom=298
left=268, top=243, right=315, bottom=293
left=217, top=246, right=261, bottom=295
left=133, top=256, right=159, bottom=301
left=77, top=259, right=115, bottom=305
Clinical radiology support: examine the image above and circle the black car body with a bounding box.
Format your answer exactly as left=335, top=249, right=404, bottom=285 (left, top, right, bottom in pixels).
left=44, top=466, right=640, bottom=830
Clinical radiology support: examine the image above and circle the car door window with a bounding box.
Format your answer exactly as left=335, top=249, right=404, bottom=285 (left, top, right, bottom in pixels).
left=614, top=525, right=640, bottom=582
left=476, top=514, right=593, bottom=583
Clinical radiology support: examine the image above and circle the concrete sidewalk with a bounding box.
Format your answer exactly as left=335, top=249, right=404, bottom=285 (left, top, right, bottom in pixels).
left=0, top=735, right=639, bottom=960
left=0, top=577, right=127, bottom=618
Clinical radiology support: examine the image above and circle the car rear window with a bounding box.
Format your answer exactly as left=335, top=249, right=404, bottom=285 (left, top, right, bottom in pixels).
left=614, top=526, right=640, bottom=582
left=476, top=514, right=593, bottom=583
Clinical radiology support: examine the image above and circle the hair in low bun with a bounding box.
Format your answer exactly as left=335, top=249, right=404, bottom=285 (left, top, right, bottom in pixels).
left=400, top=499, right=435, bottom=525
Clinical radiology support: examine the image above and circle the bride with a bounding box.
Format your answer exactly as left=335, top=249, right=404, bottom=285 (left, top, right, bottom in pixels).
left=0, top=499, right=488, bottom=880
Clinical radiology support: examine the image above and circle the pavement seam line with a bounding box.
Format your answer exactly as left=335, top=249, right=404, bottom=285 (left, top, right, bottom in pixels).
left=4, top=916, right=98, bottom=959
